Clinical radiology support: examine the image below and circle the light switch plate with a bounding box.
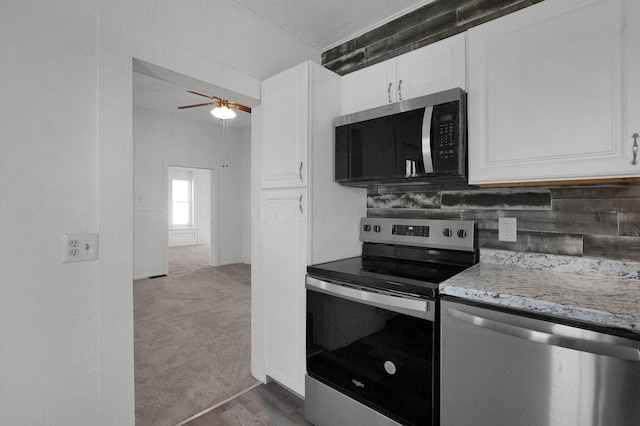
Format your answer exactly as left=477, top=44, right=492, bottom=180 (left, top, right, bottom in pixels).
left=63, top=233, right=99, bottom=262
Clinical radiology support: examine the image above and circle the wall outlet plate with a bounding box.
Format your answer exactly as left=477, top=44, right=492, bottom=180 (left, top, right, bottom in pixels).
left=498, top=217, right=517, bottom=242
left=63, top=233, right=99, bottom=263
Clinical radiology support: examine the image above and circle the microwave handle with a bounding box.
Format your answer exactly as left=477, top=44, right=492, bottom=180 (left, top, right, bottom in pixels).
left=421, top=106, right=434, bottom=174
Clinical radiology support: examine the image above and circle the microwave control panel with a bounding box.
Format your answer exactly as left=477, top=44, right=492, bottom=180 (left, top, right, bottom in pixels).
left=433, top=101, right=459, bottom=171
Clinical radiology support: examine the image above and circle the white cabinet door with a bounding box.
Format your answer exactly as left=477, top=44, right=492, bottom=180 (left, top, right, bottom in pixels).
left=261, top=189, right=308, bottom=395
left=341, top=34, right=466, bottom=115
left=261, top=63, right=309, bottom=189
left=628, top=0, right=640, bottom=159
left=341, top=59, right=396, bottom=115
left=396, top=33, right=466, bottom=101
left=468, top=0, right=639, bottom=184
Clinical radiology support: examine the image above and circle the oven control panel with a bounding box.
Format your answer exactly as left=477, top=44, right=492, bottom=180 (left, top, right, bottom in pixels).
left=360, top=217, right=475, bottom=251
left=392, top=224, right=430, bottom=237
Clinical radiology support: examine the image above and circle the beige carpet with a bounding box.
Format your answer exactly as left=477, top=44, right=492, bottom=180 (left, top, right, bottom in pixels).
left=134, top=256, right=257, bottom=426
left=168, top=243, right=211, bottom=275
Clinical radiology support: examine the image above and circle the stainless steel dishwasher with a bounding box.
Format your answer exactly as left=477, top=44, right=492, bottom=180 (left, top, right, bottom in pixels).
left=440, top=299, right=640, bottom=426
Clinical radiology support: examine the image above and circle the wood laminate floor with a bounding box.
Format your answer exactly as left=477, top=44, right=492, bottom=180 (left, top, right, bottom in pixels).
left=183, top=382, right=313, bottom=426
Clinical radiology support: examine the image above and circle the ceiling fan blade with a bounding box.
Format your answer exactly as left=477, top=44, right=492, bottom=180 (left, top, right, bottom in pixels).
left=185, top=90, right=219, bottom=100
left=177, top=102, right=214, bottom=109
left=182, top=90, right=250, bottom=114
left=230, top=103, right=252, bottom=114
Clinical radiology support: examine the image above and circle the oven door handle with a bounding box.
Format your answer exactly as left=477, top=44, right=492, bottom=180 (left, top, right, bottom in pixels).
left=306, top=276, right=434, bottom=321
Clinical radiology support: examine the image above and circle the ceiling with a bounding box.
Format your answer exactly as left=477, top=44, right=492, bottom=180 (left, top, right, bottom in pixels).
left=133, top=72, right=252, bottom=129
left=232, top=0, right=434, bottom=50
left=133, top=0, right=433, bottom=127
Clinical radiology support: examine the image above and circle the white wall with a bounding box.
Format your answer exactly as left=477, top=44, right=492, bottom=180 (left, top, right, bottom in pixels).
left=134, top=108, right=250, bottom=279
left=218, top=126, right=253, bottom=265
left=196, top=168, right=212, bottom=245
left=1, top=2, right=101, bottom=425
left=0, top=0, right=319, bottom=424
left=240, top=127, right=252, bottom=264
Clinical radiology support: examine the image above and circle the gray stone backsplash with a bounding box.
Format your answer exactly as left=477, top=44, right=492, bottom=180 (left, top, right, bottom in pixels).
left=367, top=183, right=640, bottom=263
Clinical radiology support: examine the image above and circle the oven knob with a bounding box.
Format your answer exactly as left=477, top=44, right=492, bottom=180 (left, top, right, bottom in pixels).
left=443, top=228, right=453, bottom=237
left=373, top=225, right=381, bottom=232
left=457, top=229, right=467, bottom=238
left=363, top=224, right=371, bottom=232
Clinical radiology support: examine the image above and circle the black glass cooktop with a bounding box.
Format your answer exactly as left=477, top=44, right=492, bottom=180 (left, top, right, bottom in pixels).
left=307, top=255, right=466, bottom=299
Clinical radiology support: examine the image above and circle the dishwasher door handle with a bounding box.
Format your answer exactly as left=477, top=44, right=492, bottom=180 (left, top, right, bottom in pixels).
left=447, top=307, right=640, bottom=362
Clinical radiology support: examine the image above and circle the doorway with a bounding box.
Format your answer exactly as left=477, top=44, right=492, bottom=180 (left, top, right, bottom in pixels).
left=168, top=166, right=212, bottom=275
left=132, top=68, right=252, bottom=279
left=131, top=63, right=256, bottom=425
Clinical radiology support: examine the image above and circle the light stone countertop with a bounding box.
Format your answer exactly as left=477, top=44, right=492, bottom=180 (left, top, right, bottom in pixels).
left=440, top=250, right=640, bottom=335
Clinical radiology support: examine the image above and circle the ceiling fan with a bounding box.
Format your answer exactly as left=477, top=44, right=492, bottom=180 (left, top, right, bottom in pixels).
left=178, top=90, right=251, bottom=120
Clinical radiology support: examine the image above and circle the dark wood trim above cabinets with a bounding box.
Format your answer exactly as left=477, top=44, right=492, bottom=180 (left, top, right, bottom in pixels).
left=322, top=0, right=544, bottom=76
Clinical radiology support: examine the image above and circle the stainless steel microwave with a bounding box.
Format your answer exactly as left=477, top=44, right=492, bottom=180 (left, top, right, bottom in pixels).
left=335, top=87, right=467, bottom=186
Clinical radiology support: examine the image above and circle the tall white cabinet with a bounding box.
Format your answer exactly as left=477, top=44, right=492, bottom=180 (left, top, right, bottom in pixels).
left=259, top=61, right=366, bottom=396
left=468, top=0, right=640, bottom=184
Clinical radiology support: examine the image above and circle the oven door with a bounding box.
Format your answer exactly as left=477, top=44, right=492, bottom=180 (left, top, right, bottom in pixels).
left=305, top=275, right=437, bottom=426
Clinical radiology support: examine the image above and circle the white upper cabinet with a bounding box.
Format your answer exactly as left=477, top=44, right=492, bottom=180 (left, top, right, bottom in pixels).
left=395, top=33, right=466, bottom=102
left=341, top=33, right=466, bottom=115
left=261, top=63, right=309, bottom=188
left=468, top=0, right=640, bottom=185
left=341, top=59, right=395, bottom=114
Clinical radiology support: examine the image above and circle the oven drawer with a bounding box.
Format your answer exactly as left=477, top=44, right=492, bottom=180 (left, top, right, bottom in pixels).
left=305, top=375, right=404, bottom=426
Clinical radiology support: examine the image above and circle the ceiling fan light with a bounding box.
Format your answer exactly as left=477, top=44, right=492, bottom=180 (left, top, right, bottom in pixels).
left=211, top=105, right=236, bottom=120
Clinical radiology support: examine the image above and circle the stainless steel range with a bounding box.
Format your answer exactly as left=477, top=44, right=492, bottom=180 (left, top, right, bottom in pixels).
left=305, top=217, right=478, bottom=426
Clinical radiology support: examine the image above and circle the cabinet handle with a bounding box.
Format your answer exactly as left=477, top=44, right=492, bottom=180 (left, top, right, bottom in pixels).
left=632, top=133, right=639, bottom=166
left=298, top=194, right=303, bottom=214
left=398, top=80, right=403, bottom=101
left=387, top=83, right=393, bottom=103
left=299, top=162, right=304, bottom=181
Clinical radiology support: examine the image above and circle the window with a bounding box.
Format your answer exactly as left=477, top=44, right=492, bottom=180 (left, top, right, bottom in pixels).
left=170, top=169, right=194, bottom=228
